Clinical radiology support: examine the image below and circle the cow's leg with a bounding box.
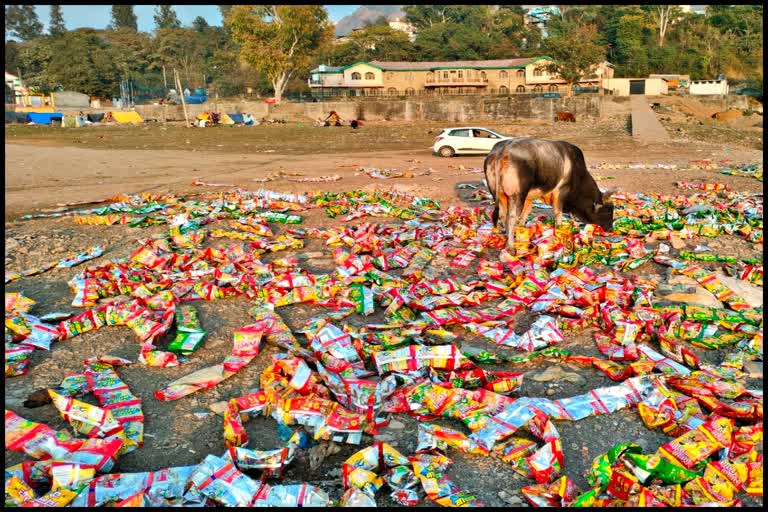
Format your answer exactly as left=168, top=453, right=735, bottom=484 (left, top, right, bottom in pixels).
left=497, top=194, right=509, bottom=232
left=519, top=196, right=534, bottom=226
left=505, top=194, right=525, bottom=251
left=491, top=204, right=500, bottom=227
left=551, top=187, right=567, bottom=227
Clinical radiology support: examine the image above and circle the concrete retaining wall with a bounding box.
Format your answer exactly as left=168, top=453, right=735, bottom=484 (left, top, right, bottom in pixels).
left=134, top=101, right=270, bottom=122
left=304, top=95, right=603, bottom=122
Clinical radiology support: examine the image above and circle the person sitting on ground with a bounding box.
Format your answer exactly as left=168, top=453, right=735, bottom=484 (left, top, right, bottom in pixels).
left=350, top=119, right=359, bottom=129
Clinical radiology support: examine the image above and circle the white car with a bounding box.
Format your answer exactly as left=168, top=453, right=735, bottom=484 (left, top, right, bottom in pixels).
left=432, top=127, right=512, bottom=157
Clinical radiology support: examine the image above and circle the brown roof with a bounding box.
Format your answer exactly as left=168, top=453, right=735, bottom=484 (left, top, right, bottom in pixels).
left=369, top=58, right=538, bottom=70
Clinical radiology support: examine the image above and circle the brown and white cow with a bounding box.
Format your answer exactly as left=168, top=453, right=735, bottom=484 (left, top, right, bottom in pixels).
left=484, top=138, right=614, bottom=251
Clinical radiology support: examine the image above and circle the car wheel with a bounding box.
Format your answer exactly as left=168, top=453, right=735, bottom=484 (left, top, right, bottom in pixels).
left=438, top=146, right=455, bottom=158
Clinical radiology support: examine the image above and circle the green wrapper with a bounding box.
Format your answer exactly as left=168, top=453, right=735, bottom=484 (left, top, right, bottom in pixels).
left=587, top=443, right=643, bottom=489
left=350, top=284, right=374, bottom=316
left=261, top=211, right=302, bottom=224
left=175, top=305, right=202, bottom=332
left=624, top=452, right=700, bottom=485
left=168, top=331, right=206, bottom=355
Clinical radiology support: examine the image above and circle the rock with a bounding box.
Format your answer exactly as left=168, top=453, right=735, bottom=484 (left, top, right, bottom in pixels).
left=208, top=401, right=229, bottom=416
left=498, top=491, right=522, bottom=505
left=671, top=236, right=687, bottom=250
left=374, top=433, right=396, bottom=442
left=715, top=273, right=763, bottom=308
left=546, top=388, right=557, bottom=396
left=387, top=420, right=406, bottom=430
left=657, top=275, right=722, bottom=308
left=743, top=361, right=763, bottom=379
left=530, top=365, right=585, bottom=385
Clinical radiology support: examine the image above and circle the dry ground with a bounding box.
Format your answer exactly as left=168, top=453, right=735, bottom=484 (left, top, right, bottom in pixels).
left=4, top=115, right=763, bottom=507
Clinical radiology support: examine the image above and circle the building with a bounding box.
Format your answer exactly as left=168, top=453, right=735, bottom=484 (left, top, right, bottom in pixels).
left=689, top=78, right=729, bottom=95
left=648, top=74, right=690, bottom=89
left=388, top=18, right=417, bottom=42
left=308, top=57, right=613, bottom=97
left=601, top=77, right=669, bottom=96
left=5, top=71, right=28, bottom=104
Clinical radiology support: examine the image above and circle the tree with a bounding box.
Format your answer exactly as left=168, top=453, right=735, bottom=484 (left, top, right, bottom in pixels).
left=613, top=15, right=650, bottom=77
left=5, top=5, right=44, bottom=41
left=110, top=5, right=138, bottom=31
left=49, top=5, right=66, bottom=37
left=540, top=21, right=606, bottom=95
left=328, top=24, right=415, bottom=63
left=44, top=29, right=120, bottom=97
left=154, top=5, right=181, bottom=30
left=192, top=16, right=209, bottom=33
left=226, top=5, right=334, bottom=102
left=643, top=5, right=682, bottom=47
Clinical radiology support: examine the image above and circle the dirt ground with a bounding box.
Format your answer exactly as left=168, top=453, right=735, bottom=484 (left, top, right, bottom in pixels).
left=4, top=115, right=763, bottom=506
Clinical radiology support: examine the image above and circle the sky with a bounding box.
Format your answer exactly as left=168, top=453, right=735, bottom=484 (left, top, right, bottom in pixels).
left=29, top=5, right=362, bottom=33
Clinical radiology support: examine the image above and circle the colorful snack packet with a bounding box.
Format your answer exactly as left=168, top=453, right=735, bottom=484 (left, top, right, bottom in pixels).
left=18, top=487, right=81, bottom=507
left=167, top=305, right=206, bottom=354
left=521, top=475, right=578, bottom=507
left=252, top=484, right=331, bottom=506
left=657, top=416, right=734, bottom=470
left=188, top=454, right=264, bottom=507
left=5, top=476, right=37, bottom=506
left=410, top=453, right=484, bottom=507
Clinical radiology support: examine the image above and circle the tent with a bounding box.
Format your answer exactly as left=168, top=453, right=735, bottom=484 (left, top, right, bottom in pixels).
left=219, top=113, right=235, bottom=125
left=184, top=95, right=207, bottom=104
left=26, top=112, right=63, bottom=125
left=242, top=113, right=255, bottom=126
left=227, top=113, right=244, bottom=125
left=110, top=111, right=143, bottom=123
left=87, top=113, right=105, bottom=123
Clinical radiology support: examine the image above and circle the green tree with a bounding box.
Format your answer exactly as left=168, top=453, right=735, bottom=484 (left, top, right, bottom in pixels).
left=154, top=5, right=181, bottom=30
left=226, top=5, right=334, bottom=102
left=641, top=5, right=682, bottom=48
left=151, top=28, right=204, bottom=87
left=110, top=5, right=138, bottom=31
left=613, top=15, right=650, bottom=77
left=17, top=39, right=55, bottom=92
left=44, top=29, right=119, bottom=97
left=49, top=5, right=66, bottom=37
left=329, top=24, right=415, bottom=63
left=415, top=22, right=493, bottom=61
left=404, top=5, right=490, bottom=30
left=5, top=41, right=22, bottom=76
left=540, top=21, right=606, bottom=95
left=192, top=16, right=209, bottom=33
left=5, top=5, right=44, bottom=41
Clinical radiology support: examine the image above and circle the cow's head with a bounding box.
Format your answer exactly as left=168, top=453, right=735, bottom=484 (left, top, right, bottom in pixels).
left=589, top=189, right=616, bottom=231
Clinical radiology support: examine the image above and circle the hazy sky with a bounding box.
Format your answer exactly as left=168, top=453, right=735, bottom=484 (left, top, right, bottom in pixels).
left=29, top=5, right=362, bottom=33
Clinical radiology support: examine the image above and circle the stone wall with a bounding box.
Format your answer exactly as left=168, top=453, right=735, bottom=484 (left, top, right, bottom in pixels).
left=304, top=95, right=603, bottom=122
left=133, top=101, right=270, bottom=122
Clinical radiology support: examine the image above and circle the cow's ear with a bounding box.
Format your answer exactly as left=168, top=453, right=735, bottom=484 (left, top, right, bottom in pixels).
left=601, top=188, right=617, bottom=204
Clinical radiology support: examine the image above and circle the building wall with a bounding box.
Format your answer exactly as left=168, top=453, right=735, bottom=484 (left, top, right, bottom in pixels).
left=690, top=80, right=729, bottom=95
left=601, top=78, right=668, bottom=96
left=304, top=95, right=603, bottom=122
left=343, top=64, right=384, bottom=87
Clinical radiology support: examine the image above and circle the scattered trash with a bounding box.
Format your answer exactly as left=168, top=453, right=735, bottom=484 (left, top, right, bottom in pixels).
left=4, top=163, right=762, bottom=507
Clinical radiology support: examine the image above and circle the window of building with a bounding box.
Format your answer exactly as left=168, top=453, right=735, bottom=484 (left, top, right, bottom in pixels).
left=405, top=87, right=415, bottom=96
left=458, top=70, right=463, bottom=78
left=499, top=70, right=508, bottom=79
left=480, top=71, right=487, bottom=81
left=499, top=85, right=509, bottom=94
left=351, top=72, right=361, bottom=80
left=533, top=85, right=543, bottom=93
left=533, top=68, right=543, bottom=77
left=443, top=71, right=449, bottom=79
left=365, top=72, right=375, bottom=80
left=516, top=69, right=525, bottom=79
left=516, top=85, right=526, bottom=93
left=388, top=87, right=398, bottom=96
left=548, top=84, right=558, bottom=92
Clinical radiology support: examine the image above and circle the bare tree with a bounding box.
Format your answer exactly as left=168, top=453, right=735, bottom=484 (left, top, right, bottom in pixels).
left=651, top=5, right=681, bottom=47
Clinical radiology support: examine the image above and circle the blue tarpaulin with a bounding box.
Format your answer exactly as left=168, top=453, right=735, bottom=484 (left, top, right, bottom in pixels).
left=184, top=95, right=207, bottom=104
left=26, top=112, right=63, bottom=125
left=227, top=113, right=244, bottom=124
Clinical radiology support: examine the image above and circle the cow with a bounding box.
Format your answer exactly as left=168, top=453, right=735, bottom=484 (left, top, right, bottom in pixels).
left=556, top=111, right=576, bottom=122
left=484, top=138, right=615, bottom=251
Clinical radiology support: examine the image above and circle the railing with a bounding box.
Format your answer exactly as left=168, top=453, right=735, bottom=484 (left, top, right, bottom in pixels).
left=308, top=87, right=602, bottom=99
left=425, top=77, right=489, bottom=85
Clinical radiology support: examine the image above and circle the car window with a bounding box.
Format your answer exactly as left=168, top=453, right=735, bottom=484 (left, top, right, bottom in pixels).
left=474, top=130, right=497, bottom=138
left=450, top=129, right=471, bottom=137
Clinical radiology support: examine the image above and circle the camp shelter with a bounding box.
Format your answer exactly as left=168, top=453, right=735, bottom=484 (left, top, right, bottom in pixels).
left=227, top=113, right=244, bottom=124
left=111, top=111, right=144, bottom=123
left=219, top=113, right=235, bottom=125
left=243, top=113, right=255, bottom=126
left=26, top=112, right=63, bottom=125
left=5, top=111, right=28, bottom=124
left=87, top=113, right=105, bottom=123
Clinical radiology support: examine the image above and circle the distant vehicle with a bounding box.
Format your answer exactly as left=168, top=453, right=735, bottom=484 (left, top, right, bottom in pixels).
left=432, top=127, right=513, bottom=157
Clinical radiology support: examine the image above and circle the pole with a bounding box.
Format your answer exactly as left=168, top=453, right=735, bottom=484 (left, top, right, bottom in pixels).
left=175, top=68, right=191, bottom=128
left=163, top=66, right=167, bottom=89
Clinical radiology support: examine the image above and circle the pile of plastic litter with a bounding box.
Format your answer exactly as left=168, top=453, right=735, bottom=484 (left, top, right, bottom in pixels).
left=5, top=180, right=763, bottom=506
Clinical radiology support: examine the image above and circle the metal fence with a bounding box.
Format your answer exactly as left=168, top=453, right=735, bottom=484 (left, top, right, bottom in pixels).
left=308, top=87, right=602, bottom=100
